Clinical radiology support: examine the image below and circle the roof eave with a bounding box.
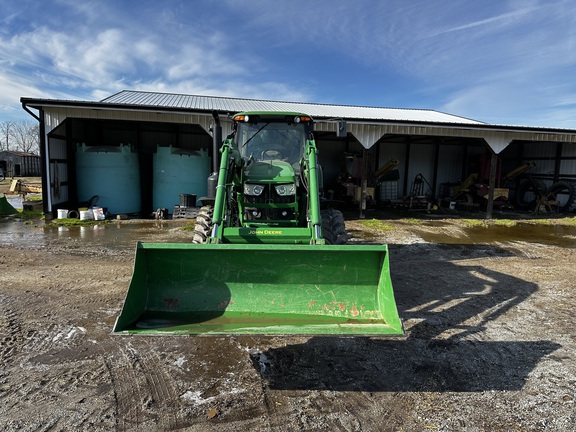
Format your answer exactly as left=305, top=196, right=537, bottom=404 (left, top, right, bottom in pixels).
left=20, top=97, right=576, bottom=136
left=20, top=97, right=218, bottom=116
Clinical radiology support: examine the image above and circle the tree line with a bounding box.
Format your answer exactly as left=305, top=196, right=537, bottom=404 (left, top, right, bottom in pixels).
left=1, top=119, right=40, bottom=155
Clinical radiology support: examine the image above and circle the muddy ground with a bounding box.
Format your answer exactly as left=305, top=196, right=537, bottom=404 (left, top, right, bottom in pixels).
left=1, top=210, right=575, bottom=431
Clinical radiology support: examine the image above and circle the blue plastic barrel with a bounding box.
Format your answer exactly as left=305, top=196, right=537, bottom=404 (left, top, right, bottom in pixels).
left=152, top=146, right=210, bottom=211
left=76, top=144, right=141, bottom=215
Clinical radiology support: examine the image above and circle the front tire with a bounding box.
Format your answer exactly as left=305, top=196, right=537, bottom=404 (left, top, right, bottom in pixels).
left=321, top=209, right=348, bottom=245
left=192, top=205, right=214, bottom=244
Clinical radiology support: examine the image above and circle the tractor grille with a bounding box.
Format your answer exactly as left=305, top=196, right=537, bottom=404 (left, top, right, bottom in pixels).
left=244, top=184, right=295, bottom=221
left=244, top=185, right=294, bottom=205
left=244, top=207, right=295, bottom=221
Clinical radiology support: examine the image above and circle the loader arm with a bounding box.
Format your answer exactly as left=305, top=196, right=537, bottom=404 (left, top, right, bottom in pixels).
left=303, top=138, right=324, bottom=243
left=209, top=138, right=234, bottom=243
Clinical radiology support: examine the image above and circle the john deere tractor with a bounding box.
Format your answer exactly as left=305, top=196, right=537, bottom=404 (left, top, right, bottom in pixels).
left=114, top=112, right=402, bottom=336
left=192, top=112, right=346, bottom=245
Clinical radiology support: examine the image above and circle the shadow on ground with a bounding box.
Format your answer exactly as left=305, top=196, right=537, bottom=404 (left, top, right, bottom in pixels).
left=252, top=242, right=560, bottom=392
left=252, top=338, right=559, bottom=392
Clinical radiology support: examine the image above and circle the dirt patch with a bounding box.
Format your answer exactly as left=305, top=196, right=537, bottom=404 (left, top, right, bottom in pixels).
left=1, top=215, right=575, bottom=431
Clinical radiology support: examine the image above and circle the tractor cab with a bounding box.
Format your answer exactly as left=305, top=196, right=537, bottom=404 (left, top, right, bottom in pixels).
left=234, top=113, right=311, bottom=166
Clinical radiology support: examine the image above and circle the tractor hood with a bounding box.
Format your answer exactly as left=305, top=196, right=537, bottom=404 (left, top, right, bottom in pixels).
left=244, top=160, right=296, bottom=183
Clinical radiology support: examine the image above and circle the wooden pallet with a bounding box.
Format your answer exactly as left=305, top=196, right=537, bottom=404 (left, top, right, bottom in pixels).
left=172, top=205, right=199, bottom=219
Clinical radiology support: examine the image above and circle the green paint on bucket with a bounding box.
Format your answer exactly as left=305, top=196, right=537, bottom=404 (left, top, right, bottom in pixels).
left=0, top=194, right=18, bottom=215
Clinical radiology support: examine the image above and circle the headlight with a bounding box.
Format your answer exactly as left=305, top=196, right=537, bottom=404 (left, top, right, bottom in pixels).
left=244, top=183, right=264, bottom=196
left=275, top=184, right=296, bottom=196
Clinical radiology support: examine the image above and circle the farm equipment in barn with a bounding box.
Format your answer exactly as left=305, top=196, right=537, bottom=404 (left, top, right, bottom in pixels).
left=450, top=162, right=514, bottom=211
left=455, top=160, right=576, bottom=213
left=114, top=112, right=403, bottom=336
left=388, top=173, right=433, bottom=210
left=512, top=165, right=576, bottom=213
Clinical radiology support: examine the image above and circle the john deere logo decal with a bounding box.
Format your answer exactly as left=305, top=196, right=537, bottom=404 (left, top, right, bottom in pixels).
left=248, top=229, right=283, bottom=235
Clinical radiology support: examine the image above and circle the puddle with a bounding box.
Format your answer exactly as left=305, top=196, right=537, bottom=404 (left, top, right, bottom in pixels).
left=2, top=217, right=576, bottom=251
left=5, top=195, right=23, bottom=210
left=0, top=219, right=195, bottom=252
left=413, top=222, right=576, bottom=248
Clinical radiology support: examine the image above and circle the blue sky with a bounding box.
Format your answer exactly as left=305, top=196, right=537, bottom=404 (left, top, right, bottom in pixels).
left=1, top=0, right=576, bottom=128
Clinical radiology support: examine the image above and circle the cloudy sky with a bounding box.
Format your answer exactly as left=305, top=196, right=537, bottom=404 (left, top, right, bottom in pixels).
left=1, top=0, right=576, bottom=128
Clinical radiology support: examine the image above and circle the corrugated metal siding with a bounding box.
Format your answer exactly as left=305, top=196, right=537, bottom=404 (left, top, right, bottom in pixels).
left=523, top=141, right=556, bottom=158
left=48, top=137, right=67, bottom=160
left=102, top=129, right=138, bottom=145
left=48, top=138, right=68, bottom=206
left=534, top=160, right=556, bottom=175
left=560, top=160, right=576, bottom=177
left=43, top=107, right=234, bottom=138
left=378, top=141, right=405, bottom=163
left=45, top=111, right=67, bottom=134
left=101, top=90, right=483, bottom=125
left=0, top=152, right=41, bottom=176
left=562, top=143, right=576, bottom=158
left=50, top=161, right=68, bottom=204
left=141, top=131, right=176, bottom=147
left=317, top=122, right=576, bottom=152
left=349, top=124, right=390, bottom=149
left=35, top=95, right=576, bottom=207
left=36, top=98, right=576, bottom=152
left=437, top=145, right=465, bottom=194
left=46, top=107, right=210, bottom=126
left=377, top=141, right=405, bottom=196
left=406, top=144, right=435, bottom=196
left=314, top=139, right=347, bottom=186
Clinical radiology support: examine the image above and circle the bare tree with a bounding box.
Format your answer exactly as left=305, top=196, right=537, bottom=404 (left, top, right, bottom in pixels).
left=0, top=120, right=14, bottom=151
left=9, top=119, right=40, bottom=155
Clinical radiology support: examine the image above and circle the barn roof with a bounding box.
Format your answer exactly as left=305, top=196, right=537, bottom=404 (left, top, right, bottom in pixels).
left=0, top=151, right=38, bottom=157
left=21, top=90, right=576, bottom=153
left=100, top=90, right=483, bottom=125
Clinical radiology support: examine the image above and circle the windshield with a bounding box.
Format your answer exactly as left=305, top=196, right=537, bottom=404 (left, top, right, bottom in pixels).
left=236, top=121, right=306, bottom=165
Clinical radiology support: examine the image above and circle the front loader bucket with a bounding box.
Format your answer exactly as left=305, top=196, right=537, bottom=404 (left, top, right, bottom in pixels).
left=113, top=243, right=403, bottom=335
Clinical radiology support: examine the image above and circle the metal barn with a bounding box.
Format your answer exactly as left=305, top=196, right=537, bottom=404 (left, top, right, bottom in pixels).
left=0, top=151, right=41, bottom=177
left=21, top=91, right=576, bottom=218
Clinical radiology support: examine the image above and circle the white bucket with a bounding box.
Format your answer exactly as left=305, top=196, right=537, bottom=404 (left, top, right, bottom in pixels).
left=57, top=209, right=68, bottom=219
left=93, top=207, right=106, bottom=220
left=79, top=210, right=94, bottom=221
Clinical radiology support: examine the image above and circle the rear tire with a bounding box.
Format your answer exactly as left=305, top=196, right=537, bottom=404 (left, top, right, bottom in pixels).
left=321, top=209, right=348, bottom=245
left=515, top=178, right=547, bottom=210
left=192, top=205, right=214, bottom=244
left=546, top=181, right=576, bottom=213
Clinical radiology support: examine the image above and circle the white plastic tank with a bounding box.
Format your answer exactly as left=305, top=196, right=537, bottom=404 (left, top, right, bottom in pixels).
left=153, top=146, right=210, bottom=210
left=76, top=143, right=141, bottom=215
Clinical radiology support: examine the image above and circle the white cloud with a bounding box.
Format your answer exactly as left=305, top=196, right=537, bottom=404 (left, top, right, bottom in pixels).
left=233, top=0, right=576, bottom=126
left=443, top=81, right=576, bottom=128
left=379, top=1, right=576, bottom=127
left=2, top=0, right=576, bottom=128
left=0, top=0, right=312, bottom=121
left=0, top=71, right=53, bottom=120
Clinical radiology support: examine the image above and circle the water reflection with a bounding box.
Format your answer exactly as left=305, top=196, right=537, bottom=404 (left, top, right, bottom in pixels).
left=414, top=221, right=576, bottom=248
left=2, top=217, right=576, bottom=251
left=0, top=219, right=194, bottom=252
left=6, top=195, right=22, bottom=209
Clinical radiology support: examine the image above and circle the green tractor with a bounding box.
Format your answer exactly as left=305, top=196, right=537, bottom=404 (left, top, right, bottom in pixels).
left=193, top=112, right=346, bottom=245
left=113, top=112, right=402, bottom=336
